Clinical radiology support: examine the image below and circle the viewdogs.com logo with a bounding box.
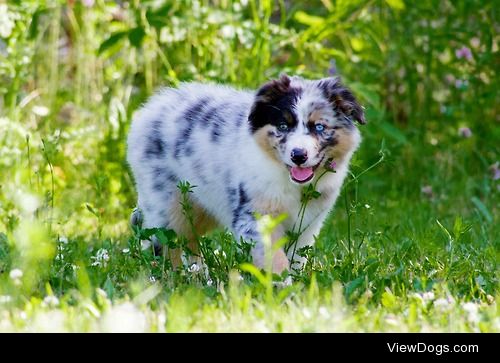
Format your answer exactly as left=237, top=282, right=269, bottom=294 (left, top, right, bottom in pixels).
left=387, top=343, right=478, bottom=355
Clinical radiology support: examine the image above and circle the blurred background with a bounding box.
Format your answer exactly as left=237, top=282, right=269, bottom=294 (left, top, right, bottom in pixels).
left=0, top=0, right=498, bottom=326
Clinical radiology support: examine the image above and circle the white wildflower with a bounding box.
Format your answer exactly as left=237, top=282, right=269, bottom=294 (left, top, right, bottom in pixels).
left=188, top=263, right=200, bottom=273
left=9, top=268, right=23, bottom=280
left=433, top=298, right=452, bottom=312
left=422, top=291, right=435, bottom=302
left=122, top=248, right=130, bottom=254
left=91, top=248, right=110, bottom=267
left=207, top=279, right=213, bottom=286
left=220, top=25, right=235, bottom=38
left=149, top=276, right=156, bottom=283
left=58, top=236, right=68, bottom=244
left=462, top=302, right=480, bottom=323
left=42, top=295, right=60, bottom=307
left=0, top=5, right=15, bottom=38
left=32, top=105, right=49, bottom=117
left=214, top=249, right=227, bottom=258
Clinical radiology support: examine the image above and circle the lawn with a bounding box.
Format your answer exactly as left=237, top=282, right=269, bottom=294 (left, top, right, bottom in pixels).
left=0, top=0, right=498, bottom=332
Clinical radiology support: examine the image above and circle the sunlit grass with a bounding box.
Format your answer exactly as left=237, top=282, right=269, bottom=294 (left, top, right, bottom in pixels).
left=0, top=0, right=498, bottom=332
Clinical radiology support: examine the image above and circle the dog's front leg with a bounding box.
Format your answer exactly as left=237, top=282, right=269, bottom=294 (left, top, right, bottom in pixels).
left=232, top=213, right=289, bottom=274
left=287, top=209, right=330, bottom=271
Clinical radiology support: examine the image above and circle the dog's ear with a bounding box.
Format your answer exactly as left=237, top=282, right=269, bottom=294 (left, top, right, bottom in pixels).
left=254, top=73, right=291, bottom=102
left=318, top=77, right=366, bottom=125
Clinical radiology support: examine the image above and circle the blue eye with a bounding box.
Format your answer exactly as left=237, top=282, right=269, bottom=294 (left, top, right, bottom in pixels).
left=278, top=122, right=289, bottom=132
left=315, top=124, right=325, bottom=133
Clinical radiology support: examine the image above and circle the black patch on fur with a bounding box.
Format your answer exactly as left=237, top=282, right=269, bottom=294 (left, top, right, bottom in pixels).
left=174, top=98, right=211, bottom=158
left=151, top=166, right=177, bottom=191
left=236, top=109, right=247, bottom=127
left=199, top=104, right=229, bottom=143
left=211, top=129, right=221, bottom=142
left=230, top=183, right=256, bottom=241
left=152, top=166, right=168, bottom=178
left=319, top=136, right=338, bottom=153
left=166, top=172, right=177, bottom=183
left=317, top=77, right=366, bottom=125
left=248, top=74, right=302, bottom=133
left=144, top=120, right=167, bottom=159
left=153, top=180, right=166, bottom=192
left=192, top=159, right=209, bottom=184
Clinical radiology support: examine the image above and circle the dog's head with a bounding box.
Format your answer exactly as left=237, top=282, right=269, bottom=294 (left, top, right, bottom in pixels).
left=249, top=74, right=365, bottom=184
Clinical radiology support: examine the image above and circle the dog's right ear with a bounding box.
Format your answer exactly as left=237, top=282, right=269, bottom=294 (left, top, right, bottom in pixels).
left=254, top=73, right=291, bottom=102
left=317, top=77, right=366, bottom=125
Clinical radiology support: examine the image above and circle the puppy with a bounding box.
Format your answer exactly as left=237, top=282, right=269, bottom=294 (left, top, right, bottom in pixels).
left=127, top=74, right=365, bottom=273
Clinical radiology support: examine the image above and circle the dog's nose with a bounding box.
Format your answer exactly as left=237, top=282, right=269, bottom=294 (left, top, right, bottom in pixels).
left=291, top=148, right=308, bottom=165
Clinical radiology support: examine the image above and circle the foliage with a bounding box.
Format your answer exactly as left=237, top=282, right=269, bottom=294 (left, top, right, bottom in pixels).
left=0, top=0, right=498, bottom=332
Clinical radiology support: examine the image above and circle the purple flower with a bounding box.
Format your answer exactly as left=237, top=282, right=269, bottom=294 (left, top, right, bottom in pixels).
left=82, top=0, right=95, bottom=7
left=490, top=162, right=500, bottom=181
left=328, top=59, right=337, bottom=76
left=455, top=79, right=468, bottom=89
left=455, top=46, right=473, bottom=61
left=458, top=127, right=472, bottom=138
left=325, top=159, right=337, bottom=172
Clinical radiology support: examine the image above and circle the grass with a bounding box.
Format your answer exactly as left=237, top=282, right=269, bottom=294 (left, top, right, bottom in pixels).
left=0, top=0, right=498, bottom=332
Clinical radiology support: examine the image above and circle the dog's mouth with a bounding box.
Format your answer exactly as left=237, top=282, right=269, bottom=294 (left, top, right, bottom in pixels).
left=288, top=157, right=325, bottom=184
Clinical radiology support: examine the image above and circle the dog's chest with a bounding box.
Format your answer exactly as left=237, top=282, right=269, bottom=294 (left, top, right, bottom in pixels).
left=250, top=178, right=335, bottom=231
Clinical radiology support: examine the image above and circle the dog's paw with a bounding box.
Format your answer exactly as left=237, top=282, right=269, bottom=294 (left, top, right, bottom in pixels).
left=272, top=248, right=290, bottom=274
left=251, top=245, right=290, bottom=274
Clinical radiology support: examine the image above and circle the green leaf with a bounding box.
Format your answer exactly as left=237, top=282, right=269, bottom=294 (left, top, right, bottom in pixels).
left=155, top=228, right=177, bottom=248
left=146, top=3, right=173, bottom=28
left=128, top=27, right=146, bottom=48
left=385, top=0, right=405, bottom=10
left=381, top=289, right=397, bottom=309
left=312, top=191, right=322, bottom=199
left=28, top=8, right=48, bottom=40
left=294, top=11, right=325, bottom=27
left=103, top=277, right=115, bottom=299
left=436, top=219, right=452, bottom=241
left=471, top=197, right=492, bottom=223
left=85, top=203, right=99, bottom=217
left=98, top=31, right=128, bottom=55
left=240, top=263, right=269, bottom=286
left=345, top=275, right=364, bottom=298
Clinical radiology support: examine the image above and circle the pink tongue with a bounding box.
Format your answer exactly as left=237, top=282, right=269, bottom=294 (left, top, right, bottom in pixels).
left=290, top=167, right=314, bottom=182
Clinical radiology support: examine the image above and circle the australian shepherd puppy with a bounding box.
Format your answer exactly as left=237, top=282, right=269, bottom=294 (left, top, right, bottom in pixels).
left=127, top=74, right=365, bottom=273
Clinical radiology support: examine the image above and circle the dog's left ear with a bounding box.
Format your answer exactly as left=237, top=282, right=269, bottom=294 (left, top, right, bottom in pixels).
left=254, top=73, right=292, bottom=102
left=317, top=77, right=366, bottom=125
